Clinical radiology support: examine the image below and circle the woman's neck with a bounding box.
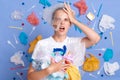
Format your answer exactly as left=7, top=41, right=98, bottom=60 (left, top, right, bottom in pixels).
left=52, top=34, right=67, bottom=42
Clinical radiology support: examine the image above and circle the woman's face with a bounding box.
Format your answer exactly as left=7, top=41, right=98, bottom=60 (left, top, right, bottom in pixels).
left=52, top=9, right=71, bottom=36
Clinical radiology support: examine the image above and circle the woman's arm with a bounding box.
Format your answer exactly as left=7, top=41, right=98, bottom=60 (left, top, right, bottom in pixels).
left=63, top=3, right=100, bottom=48
left=27, top=59, right=70, bottom=80
left=27, top=64, right=50, bottom=80
left=73, top=20, right=100, bottom=48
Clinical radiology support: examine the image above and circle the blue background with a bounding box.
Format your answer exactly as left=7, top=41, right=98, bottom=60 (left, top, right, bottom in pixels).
left=0, top=0, right=120, bottom=80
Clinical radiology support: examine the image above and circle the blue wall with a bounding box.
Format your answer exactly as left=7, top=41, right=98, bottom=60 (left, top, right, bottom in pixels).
left=0, top=0, right=120, bottom=80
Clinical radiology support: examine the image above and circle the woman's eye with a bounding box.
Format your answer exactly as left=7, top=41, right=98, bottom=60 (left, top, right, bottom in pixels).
left=54, top=18, right=61, bottom=21
left=57, top=19, right=61, bottom=21
left=53, top=18, right=61, bottom=24
left=64, top=18, right=69, bottom=21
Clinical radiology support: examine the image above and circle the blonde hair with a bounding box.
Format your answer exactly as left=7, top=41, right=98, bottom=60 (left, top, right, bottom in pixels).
left=52, top=7, right=64, bottom=20
left=51, top=7, right=72, bottom=25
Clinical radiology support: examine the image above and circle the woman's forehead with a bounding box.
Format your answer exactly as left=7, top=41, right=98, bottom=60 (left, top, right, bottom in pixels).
left=54, top=10, right=68, bottom=18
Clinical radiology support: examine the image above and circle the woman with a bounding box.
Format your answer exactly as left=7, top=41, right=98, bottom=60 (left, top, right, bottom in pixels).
left=27, top=2, right=100, bottom=80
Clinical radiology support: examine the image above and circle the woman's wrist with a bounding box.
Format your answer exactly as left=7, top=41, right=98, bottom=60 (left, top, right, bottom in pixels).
left=46, top=67, right=53, bottom=75
left=71, top=18, right=78, bottom=25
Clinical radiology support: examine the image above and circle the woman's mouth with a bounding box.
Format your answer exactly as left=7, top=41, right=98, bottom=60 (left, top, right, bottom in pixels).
left=59, top=27, right=65, bottom=31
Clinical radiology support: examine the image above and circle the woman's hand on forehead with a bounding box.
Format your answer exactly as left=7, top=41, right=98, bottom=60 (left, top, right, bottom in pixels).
left=63, top=2, right=76, bottom=24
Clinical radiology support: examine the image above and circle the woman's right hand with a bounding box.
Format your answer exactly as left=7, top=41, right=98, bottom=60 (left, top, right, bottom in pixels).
left=63, top=2, right=76, bottom=24
left=47, top=58, right=70, bottom=74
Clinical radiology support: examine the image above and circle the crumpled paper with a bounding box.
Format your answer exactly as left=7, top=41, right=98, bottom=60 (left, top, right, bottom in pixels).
left=99, top=14, right=115, bottom=32
left=11, top=10, right=23, bottom=20
left=104, top=62, right=120, bottom=76
left=10, top=51, right=24, bottom=66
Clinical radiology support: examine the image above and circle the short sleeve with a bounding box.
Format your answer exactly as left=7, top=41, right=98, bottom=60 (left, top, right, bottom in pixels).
left=32, top=39, right=51, bottom=60
left=67, top=37, right=86, bottom=67
left=32, top=41, right=41, bottom=60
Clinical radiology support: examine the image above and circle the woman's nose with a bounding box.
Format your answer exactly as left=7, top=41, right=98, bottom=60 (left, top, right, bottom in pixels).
left=61, top=20, right=65, bottom=25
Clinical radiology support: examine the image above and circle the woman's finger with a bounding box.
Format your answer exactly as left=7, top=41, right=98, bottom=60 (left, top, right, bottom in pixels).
left=63, top=7, right=68, bottom=14
left=64, top=2, right=71, bottom=12
left=61, top=64, right=70, bottom=71
left=58, top=59, right=64, bottom=64
left=50, top=57, right=55, bottom=63
left=67, top=1, right=72, bottom=11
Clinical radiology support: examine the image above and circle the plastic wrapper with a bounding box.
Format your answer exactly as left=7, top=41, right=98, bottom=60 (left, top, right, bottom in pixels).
left=27, top=12, right=40, bottom=26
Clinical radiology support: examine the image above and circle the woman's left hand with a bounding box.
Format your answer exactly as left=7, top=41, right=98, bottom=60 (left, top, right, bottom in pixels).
left=63, top=2, right=76, bottom=24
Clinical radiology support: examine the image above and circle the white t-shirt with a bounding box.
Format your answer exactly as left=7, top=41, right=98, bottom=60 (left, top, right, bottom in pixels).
left=32, top=36, right=86, bottom=67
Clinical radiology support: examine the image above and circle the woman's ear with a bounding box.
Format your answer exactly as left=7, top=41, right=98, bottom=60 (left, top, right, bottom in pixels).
left=70, top=22, right=73, bottom=27
left=51, top=20, right=54, bottom=26
left=52, top=20, right=56, bottom=27
left=51, top=20, right=57, bottom=31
